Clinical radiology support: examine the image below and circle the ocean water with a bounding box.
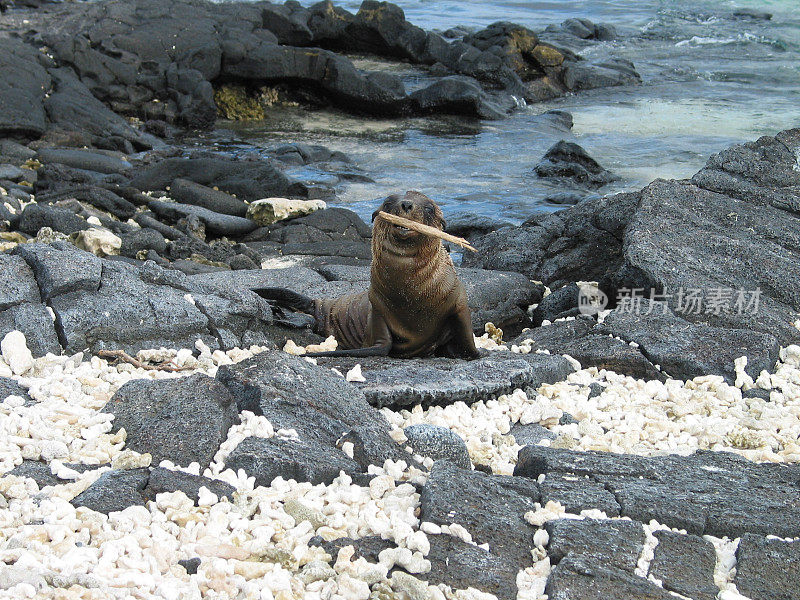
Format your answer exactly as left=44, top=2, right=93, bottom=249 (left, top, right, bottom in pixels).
left=220, top=0, right=800, bottom=223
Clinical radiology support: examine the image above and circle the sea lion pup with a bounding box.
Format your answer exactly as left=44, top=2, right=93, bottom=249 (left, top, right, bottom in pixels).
left=255, top=191, right=480, bottom=359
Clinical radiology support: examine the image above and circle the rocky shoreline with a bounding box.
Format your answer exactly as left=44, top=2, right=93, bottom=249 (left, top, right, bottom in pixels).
left=1, top=0, right=800, bottom=599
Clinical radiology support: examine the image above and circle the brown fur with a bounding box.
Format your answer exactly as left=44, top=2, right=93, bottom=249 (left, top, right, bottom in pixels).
left=309, top=191, right=479, bottom=359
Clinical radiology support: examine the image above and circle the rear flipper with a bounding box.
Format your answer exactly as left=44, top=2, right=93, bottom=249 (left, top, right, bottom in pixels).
left=253, top=287, right=315, bottom=314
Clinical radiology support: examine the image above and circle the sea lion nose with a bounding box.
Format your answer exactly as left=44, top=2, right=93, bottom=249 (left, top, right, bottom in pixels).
left=400, top=201, right=413, bottom=212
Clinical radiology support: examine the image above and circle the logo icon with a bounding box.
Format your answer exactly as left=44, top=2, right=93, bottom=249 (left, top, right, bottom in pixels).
left=578, top=284, right=608, bottom=316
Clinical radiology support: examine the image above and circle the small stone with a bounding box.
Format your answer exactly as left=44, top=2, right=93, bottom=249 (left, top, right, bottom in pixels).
left=298, top=560, right=336, bottom=585
left=1, top=330, right=34, bottom=375
left=71, top=228, right=122, bottom=257
left=111, top=450, right=152, bottom=470
left=391, top=572, right=430, bottom=600
left=531, top=45, right=564, bottom=67
left=178, top=558, right=201, bottom=575
left=283, top=498, right=327, bottom=529
left=346, top=364, right=367, bottom=382
left=247, top=198, right=326, bottom=225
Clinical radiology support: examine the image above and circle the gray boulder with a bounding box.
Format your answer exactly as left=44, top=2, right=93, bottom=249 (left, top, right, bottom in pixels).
left=215, top=350, right=405, bottom=471
left=467, top=130, right=800, bottom=382
left=36, top=148, right=132, bottom=175
left=148, top=200, right=257, bottom=237
left=545, top=555, right=674, bottom=600
left=71, top=468, right=151, bottom=514
left=224, top=436, right=361, bottom=486
left=13, top=242, right=101, bottom=301
left=102, top=374, right=238, bottom=469
left=170, top=178, right=249, bottom=217
left=403, top=424, right=471, bottom=469
left=545, top=518, right=645, bottom=572
left=0, top=302, right=61, bottom=358
left=18, top=203, right=89, bottom=237
left=648, top=531, right=718, bottom=600
left=534, top=140, right=619, bottom=190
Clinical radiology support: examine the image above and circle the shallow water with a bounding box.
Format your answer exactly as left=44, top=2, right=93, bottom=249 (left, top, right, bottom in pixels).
left=221, top=0, right=800, bottom=224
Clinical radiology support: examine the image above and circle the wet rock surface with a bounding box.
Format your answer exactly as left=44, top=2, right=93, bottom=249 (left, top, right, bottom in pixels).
left=468, top=129, right=800, bottom=377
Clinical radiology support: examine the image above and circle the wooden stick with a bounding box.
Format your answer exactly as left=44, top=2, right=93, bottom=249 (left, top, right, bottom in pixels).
left=377, top=211, right=477, bottom=252
left=97, top=349, right=192, bottom=372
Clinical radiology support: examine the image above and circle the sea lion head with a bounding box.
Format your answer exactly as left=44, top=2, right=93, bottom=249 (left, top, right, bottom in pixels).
left=371, top=191, right=446, bottom=253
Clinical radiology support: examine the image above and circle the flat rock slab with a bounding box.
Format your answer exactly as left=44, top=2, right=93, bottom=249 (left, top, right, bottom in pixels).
left=189, top=267, right=327, bottom=296
left=599, top=299, right=780, bottom=383
left=546, top=518, right=645, bottom=572
left=216, top=350, right=405, bottom=475
left=149, top=200, right=258, bottom=237
left=102, top=374, right=238, bottom=470
left=13, top=242, right=101, bottom=301
left=512, top=317, right=664, bottom=381
left=545, top=555, right=675, bottom=600
left=169, top=178, right=249, bottom=218
left=316, top=352, right=574, bottom=409
left=420, top=460, right=540, bottom=566
left=538, top=472, right=620, bottom=517
left=735, top=534, right=800, bottom=600
left=516, top=446, right=800, bottom=538
left=36, top=148, right=132, bottom=175
left=648, top=531, right=718, bottom=600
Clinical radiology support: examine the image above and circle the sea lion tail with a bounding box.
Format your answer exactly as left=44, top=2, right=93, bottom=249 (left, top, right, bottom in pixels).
left=253, top=287, right=315, bottom=314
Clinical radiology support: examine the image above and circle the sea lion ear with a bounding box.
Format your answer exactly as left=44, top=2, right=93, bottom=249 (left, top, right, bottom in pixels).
left=439, top=216, right=447, bottom=231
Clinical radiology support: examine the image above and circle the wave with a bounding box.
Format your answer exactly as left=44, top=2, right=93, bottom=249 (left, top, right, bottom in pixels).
left=675, top=32, right=786, bottom=49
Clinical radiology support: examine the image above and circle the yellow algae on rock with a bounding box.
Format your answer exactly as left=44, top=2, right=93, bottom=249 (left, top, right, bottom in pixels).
left=213, top=85, right=265, bottom=120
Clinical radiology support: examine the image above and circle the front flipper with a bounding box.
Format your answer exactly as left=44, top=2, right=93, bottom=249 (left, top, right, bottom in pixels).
left=442, top=305, right=481, bottom=360
left=307, top=307, right=393, bottom=358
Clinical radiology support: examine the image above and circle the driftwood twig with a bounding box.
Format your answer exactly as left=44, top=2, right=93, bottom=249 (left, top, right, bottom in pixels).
left=97, top=349, right=191, bottom=372
left=377, top=211, right=477, bottom=252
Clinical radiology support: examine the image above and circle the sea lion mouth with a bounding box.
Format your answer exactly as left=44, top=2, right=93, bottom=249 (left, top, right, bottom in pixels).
left=391, top=223, right=419, bottom=240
